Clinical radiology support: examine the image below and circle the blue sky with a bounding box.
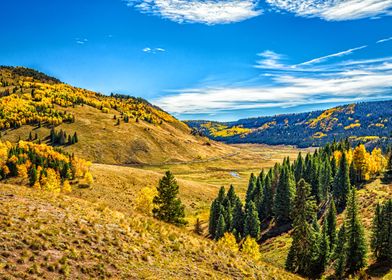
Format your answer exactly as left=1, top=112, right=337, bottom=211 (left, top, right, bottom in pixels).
left=1, top=0, right=392, bottom=121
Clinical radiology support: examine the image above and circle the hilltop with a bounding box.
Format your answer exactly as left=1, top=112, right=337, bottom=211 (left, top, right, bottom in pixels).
left=186, top=100, right=392, bottom=148
left=0, top=66, right=235, bottom=164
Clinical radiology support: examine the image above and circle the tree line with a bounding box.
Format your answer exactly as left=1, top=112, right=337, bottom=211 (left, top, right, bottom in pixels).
left=208, top=139, right=391, bottom=278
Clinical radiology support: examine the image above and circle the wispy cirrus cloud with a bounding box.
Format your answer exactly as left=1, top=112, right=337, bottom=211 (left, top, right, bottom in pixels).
left=377, top=36, right=392, bottom=43
left=126, top=0, right=262, bottom=24
left=266, top=0, right=392, bottom=21
left=297, top=45, right=368, bottom=66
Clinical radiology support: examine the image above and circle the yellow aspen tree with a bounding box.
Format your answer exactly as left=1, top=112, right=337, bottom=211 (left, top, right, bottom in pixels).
left=241, top=236, right=261, bottom=261
left=135, top=186, right=158, bottom=215
left=84, top=171, right=94, bottom=186
left=217, top=232, right=239, bottom=253
left=353, top=144, right=370, bottom=181
left=62, top=180, right=72, bottom=193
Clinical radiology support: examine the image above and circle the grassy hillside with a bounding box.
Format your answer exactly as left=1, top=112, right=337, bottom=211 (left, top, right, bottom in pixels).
left=0, top=66, right=236, bottom=164
left=187, top=101, right=392, bottom=148
left=0, top=183, right=303, bottom=280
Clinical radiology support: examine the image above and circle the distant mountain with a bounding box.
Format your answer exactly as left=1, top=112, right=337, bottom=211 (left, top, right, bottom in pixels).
left=0, top=66, right=235, bottom=164
left=186, top=100, right=392, bottom=148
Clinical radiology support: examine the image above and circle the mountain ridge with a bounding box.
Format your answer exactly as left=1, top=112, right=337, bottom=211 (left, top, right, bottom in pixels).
left=186, top=100, right=392, bottom=148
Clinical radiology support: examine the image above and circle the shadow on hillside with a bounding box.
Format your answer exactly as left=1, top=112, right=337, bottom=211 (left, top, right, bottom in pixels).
left=366, top=261, right=391, bottom=278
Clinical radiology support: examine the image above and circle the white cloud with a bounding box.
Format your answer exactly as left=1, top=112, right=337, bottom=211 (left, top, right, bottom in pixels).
left=143, top=47, right=166, bottom=53
left=255, top=50, right=286, bottom=69
left=377, top=36, right=392, bottom=43
left=266, top=0, right=392, bottom=21
left=154, top=53, right=392, bottom=115
left=127, top=0, right=262, bottom=24
left=76, top=38, right=88, bottom=45
left=297, top=45, right=367, bottom=66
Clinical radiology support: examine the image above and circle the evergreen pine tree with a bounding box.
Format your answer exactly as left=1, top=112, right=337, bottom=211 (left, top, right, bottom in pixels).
left=344, top=188, right=367, bottom=274
left=326, top=199, right=337, bottom=247
left=274, top=166, right=296, bottom=225
left=334, top=225, right=347, bottom=278
left=245, top=173, right=257, bottom=205
left=232, top=198, right=244, bottom=240
left=285, top=179, right=317, bottom=276
left=371, top=203, right=384, bottom=260
left=320, top=159, right=332, bottom=202
left=294, top=152, right=304, bottom=182
left=29, top=166, right=37, bottom=187
left=153, top=171, right=187, bottom=226
left=333, top=152, right=351, bottom=210
left=263, top=171, right=274, bottom=218
left=215, top=212, right=226, bottom=240
left=243, top=201, right=260, bottom=239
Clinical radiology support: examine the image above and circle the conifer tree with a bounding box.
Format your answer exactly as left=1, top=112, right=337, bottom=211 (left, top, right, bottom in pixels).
left=326, top=199, right=337, bottom=247
left=294, top=152, right=304, bottom=182
left=344, top=188, right=367, bottom=274
left=320, top=159, right=332, bottom=201
left=371, top=203, right=384, bottom=260
left=209, top=187, right=226, bottom=238
left=371, top=199, right=392, bottom=262
left=285, top=179, right=317, bottom=276
left=260, top=172, right=273, bottom=219
left=315, top=222, right=330, bottom=276
left=334, top=225, right=347, bottom=278
left=274, top=166, right=296, bottom=225
left=333, top=152, right=351, bottom=210
left=29, top=166, right=37, bottom=187
left=215, top=212, right=226, bottom=240
left=245, top=173, right=257, bottom=205
left=153, top=171, right=187, bottom=226
left=232, top=198, right=244, bottom=239
left=244, top=201, right=260, bottom=239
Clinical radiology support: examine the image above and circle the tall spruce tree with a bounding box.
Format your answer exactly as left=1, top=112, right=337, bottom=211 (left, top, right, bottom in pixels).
left=208, top=187, right=226, bottom=237
left=215, top=212, right=226, bottom=240
left=153, top=171, right=187, bottom=226
left=371, top=199, right=392, bottom=262
left=326, top=199, right=337, bottom=247
left=320, top=160, right=333, bottom=202
left=344, top=188, right=367, bottom=274
left=334, top=224, right=347, bottom=277
left=246, top=173, right=257, bottom=205
left=294, top=152, right=304, bottom=182
left=260, top=171, right=274, bottom=219
left=371, top=203, right=384, bottom=260
left=333, top=152, right=351, bottom=210
left=285, top=179, right=318, bottom=276
left=274, top=166, right=296, bottom=225
left=232, top=198, right=244, bottom=240
left=244, top=201, right=260, bottom=239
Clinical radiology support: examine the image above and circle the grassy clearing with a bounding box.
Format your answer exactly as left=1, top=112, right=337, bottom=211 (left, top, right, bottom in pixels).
left=0, top=183, right=303, bottom=280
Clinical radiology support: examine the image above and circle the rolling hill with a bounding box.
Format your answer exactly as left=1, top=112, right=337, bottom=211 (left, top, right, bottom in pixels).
left=186, top=101, right=392, bottom=148
left=0, top=66, right=236, bottom=165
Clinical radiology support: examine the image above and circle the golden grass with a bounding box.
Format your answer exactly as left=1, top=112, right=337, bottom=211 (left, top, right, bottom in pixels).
left=0, top=104, right=237, bottom=165
left=0, top=183, right=303, bottom=280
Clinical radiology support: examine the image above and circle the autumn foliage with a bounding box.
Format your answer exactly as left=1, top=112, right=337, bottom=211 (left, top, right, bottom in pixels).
left=0, top=140, right=92, bottom=193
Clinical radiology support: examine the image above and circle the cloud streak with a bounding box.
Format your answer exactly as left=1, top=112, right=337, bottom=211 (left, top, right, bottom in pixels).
left=297, top=45, right=368, bottom=66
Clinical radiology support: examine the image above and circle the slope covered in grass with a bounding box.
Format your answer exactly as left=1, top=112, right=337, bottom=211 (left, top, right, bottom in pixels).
left=0, top=66, right=236, bottom=165
left=0, top=183, right=303, bottom=280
